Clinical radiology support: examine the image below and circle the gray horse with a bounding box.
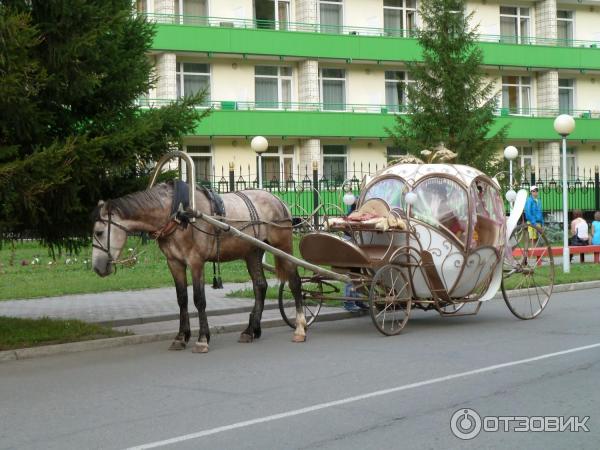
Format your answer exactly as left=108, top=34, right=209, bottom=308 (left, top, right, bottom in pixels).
left=91, top=182, right=306, bottom=353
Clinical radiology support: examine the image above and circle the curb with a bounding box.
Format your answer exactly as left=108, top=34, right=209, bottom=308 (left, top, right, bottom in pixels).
left=2, top=280, right=599, bottom=363
left=0, top=310, right=357, bottom=363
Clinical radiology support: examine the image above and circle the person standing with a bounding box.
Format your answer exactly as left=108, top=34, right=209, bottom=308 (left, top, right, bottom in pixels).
left=524, top=185, right=544, bottom=243
left=591, top=211, right=600, bottom=245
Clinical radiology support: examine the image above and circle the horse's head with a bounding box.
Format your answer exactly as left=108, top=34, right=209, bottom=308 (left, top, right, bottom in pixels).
left=91, top=200, right=129, bottom=277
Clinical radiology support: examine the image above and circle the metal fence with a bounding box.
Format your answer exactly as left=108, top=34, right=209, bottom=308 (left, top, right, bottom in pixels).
left=193, top=164, right=600, bottom=225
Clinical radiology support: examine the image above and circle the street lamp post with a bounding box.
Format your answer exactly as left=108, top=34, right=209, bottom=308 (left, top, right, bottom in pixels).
left=251, top=136, right=269, bottom=189
left=504, top=145, right=518, bottom=208
left=553, top=114, right=576, bottom=274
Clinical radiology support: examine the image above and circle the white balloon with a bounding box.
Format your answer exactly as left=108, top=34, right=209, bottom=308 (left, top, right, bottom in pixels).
left=343, top=192, right=356, bottom=206
left=505, top=189, right=517, bottom=203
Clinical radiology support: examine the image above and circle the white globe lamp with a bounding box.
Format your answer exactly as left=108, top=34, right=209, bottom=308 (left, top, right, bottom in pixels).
left=503, top=145, right=518, bottom=161
left=251, top=136, right=269, bottom=188
left=553, top=114, right=575, bottom=136
left=505, top=189, right=517, bottom=203
left=343, top=192, right=356, bottom=206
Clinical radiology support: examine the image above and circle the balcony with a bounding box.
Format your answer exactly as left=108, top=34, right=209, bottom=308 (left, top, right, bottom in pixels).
left=146, top=14, right=600, bottom=71
left=138, top=99, right=600, bottom=141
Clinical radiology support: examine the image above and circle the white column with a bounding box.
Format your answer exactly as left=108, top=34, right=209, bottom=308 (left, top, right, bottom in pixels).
left=536, top=70, right=560, bottom=174
left=296, top=0, right=318, bottom=25
left=534, top=0, right=557, bottom=41
left=299, top=139, right=321, bottom=170
left=154, top=0, right=175, bottom=15
left=155, top=53, right=177, bottom=100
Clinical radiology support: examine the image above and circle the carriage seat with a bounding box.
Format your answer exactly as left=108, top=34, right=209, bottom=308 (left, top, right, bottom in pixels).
left=474, top=215, right=501, bottom=247
left=300, top=233, right=373, bottom=268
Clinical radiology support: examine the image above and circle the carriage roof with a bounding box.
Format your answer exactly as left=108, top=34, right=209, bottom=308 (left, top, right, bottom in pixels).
left=363, top=163, right=496, bottom=190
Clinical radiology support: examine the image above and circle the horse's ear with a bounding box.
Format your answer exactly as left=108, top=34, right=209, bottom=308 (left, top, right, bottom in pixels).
left=97, top=200, right=105, bottom=207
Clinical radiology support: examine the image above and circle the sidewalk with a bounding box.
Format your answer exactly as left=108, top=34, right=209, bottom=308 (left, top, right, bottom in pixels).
left=0, top=281, right=355, bottom=337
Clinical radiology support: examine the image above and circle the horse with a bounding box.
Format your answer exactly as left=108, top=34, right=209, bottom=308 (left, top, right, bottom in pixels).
left=91, top=181, right=306, bottom=353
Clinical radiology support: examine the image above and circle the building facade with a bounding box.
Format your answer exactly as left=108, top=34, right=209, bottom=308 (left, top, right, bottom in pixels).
left=138, top=0, right=600, bottom=185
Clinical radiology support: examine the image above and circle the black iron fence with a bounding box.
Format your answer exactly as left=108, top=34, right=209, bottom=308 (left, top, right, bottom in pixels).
left=196, top=164, right=600, bottom=225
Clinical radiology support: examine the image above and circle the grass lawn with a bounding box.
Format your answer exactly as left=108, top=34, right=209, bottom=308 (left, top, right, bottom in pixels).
left=0, top=238, right=261, bottom=300
left=0, top=316, right=130, bottom=351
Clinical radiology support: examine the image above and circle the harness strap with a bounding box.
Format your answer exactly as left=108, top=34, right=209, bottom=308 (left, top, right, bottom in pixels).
left=234, top=191, right=261, bottom=238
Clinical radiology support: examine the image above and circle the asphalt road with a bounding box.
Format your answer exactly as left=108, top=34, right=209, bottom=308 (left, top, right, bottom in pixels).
left=1, top=288, right=599, bottom=450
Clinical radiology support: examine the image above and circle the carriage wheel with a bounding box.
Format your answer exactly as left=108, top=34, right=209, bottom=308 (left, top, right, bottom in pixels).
left=369, top=264, right=411, bottom=336
left=278, top=276, right=330, bottom=329
left=502, top=223, right=554, bottom=320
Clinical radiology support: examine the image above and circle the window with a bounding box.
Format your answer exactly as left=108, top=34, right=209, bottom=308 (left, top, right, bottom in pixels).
left=322, top=145, right=347, bottom=182
left=559, top=79, right=574, bottom=114
left=175, top=0, right=208, bottom=25
left=255, top=66, right=292, bottom=109
left=364, top=178, right=407, bottom=209
left=500, top=6, right=530, bottom=44
left=383, top=0, right=417, bottom=37
left=320, top=68, right=346, bottom=111
left=386, top=146, right=408, bottom=164
left=136, top=0, right=147, bottom=14
left=261, top=145, right=295, bottom=185
left=255, top=0, right=290, bottom=30
left=502, top=76, right=531, bottom=115
left=561, top=148, right=577, bottom=178
left=519, top=146, right=533, bottom=181
left=176, top=62, right=210, bottom=104
left=557, top=10, right=574, bottom=46
left=186, top=145, right=212, bottom=186
left=320, top=0, right=343, bottom=34
left=385, top=71, right=414, bottom=112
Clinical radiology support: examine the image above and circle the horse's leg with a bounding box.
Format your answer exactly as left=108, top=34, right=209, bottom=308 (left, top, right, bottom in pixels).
left=191, top=262, right=210, bottom=353
left=239, top=249, right=267, bottom=343
left=166, top=259, right=191, bottom=350
left=288, top=267, right=307, bottom=343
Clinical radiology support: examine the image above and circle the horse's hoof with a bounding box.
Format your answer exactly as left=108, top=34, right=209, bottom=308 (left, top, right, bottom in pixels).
left=169, top=340, right=186, bottom=351
left=292, top=334, right=306, bottom=343
left=192, top=342, right=209, bottom=353
left=238, top=333, right=254, bottom=343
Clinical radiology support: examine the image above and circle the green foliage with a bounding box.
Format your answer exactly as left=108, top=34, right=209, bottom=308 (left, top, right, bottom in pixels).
left=388, top=0, right=508, bottom=174
left=0, top=1, right=208, bottom=251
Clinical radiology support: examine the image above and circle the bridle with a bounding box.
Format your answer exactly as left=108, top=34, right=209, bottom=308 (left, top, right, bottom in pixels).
left=92, top=207, right=130, bottom=263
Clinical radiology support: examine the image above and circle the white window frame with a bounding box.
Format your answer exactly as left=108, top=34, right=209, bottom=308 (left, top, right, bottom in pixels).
left=556, top=10, right=574, bottom=45
left=184, top=145, right=213, bottom=185
left=500, top=6, right=530, bottom=44
left=176, top=62, right=211, bottom=104
left=319, top=0, right=344, bottom=34
left=385, top=70, right=415, bottom=112
left=254, top=66, right=293, bottom=110
left=254, top=0, right=291, bottom=30
left=558, top=78, right=575, bottom=115
left=502, top=76, right=531, bottom=115
left=383, top=0, right=418, bottom=37
left=386, top=146, right=408, bottom=164
left=319, top=68, right=346, bottom=111
left=260, top=145, right=296, bottom=184
left=175, top=0, right=209, bottom=25
left=321, top=144, right=347, bottom=181
left=518, top=145, right=534, bottom=181
left=562, top=147, right=577, bottom=178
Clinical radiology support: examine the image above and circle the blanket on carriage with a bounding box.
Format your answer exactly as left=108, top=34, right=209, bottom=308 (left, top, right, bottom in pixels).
left=326, top=198, right=407, bottom=231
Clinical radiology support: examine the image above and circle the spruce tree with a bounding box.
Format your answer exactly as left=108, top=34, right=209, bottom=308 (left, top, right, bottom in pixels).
left=0, top=1, right=206, bottom=250
left=388, top=0, right=508, bottom=173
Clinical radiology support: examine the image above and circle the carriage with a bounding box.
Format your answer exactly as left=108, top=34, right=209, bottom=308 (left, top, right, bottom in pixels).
left=277, top=162, right=555, bottom=336
left=92, top=151, right=555, bottom=352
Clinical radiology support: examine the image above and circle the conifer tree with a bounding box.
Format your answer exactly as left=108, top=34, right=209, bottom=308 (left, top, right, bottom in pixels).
left=388, top=0, right=507, bottom=173
left=0, top=1, right=206, bottom=249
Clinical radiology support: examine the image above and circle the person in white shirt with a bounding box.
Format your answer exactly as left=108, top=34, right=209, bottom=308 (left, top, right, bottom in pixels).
left=570, top=210, right=589, bottom=262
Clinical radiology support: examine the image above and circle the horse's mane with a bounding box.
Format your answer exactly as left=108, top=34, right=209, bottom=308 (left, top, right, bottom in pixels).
left=102, top=182, right=173, bottom=220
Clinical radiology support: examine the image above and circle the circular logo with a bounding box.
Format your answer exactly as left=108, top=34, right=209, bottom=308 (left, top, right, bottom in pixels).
left=450, top=408, right=482, bottom=440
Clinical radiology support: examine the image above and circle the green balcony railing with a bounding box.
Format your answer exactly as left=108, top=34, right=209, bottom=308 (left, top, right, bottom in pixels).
left=137, top=98, right=600, bottom=119
left=142, top=13, right=600, bottom=49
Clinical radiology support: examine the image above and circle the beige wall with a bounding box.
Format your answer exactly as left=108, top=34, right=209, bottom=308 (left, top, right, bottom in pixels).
left=574, top=75, right=600, bottom=113
left=575, top=143, right=600, bottom=172
left=347, top=66, right=385, bottom=105
left=571, top=4, right=600, bottom=42
left=208, top=0, right=253, bottom=21
left=344, top=0, right=383, bottom=31
left=467, top=1, right=501, bottom=36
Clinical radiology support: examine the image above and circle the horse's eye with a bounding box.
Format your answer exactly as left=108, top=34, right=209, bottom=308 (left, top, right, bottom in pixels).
left=95, top=231, right=103, bottom=237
